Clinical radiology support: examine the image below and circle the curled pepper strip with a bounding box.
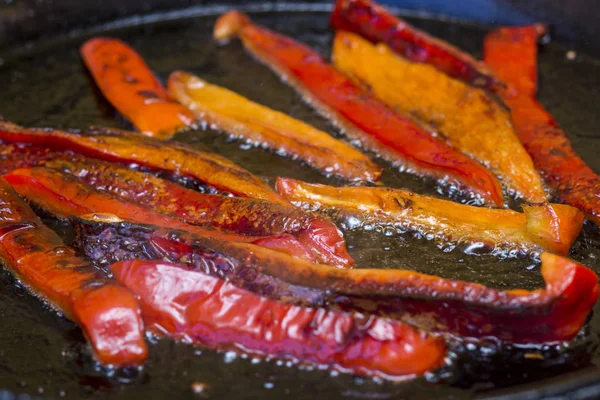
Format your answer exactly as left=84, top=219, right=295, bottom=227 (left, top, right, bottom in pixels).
left=0, top=120, right=287, bottom=205
left=3, top=167, right=317, bottom=262
left=332, top=31, right=547, bottom=203
left=330, top=0, right=502, bottom=91
left=46, top=159, right=353, bottom=268
left=168, top=71, right=382, bottom=182
left=81, top=37, right=195, bottom=139
left=0, top=177, right=147, bottom=366
left=71, top=217, right=598, bottom=344
left=214, top=11, right=505, bottom=206
left=484, top=26, right=600, bottom=225
left=111, top=259, right=446, bottom=380
left=275, top=177, right=583, bottom=256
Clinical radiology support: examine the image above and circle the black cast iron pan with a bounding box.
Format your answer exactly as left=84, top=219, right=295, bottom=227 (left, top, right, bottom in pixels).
left=0, top=1, right=599, bottom=399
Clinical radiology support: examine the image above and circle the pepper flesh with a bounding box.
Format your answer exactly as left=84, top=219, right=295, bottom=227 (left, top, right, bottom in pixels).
left=80, top=37, right=195, bottom=139
left=214, top=11, right=504, bottom=206
left=330, top=0, right=502, bottom=91
left=3, top=167, right=318, bottom=262
left=168, top=71, right=381, bottom=182
left=0, top=177, right=147, bottom=366
left=275, top=177, right=583, bottom=256
left=484, top=26, right=600, bottom=225
left=332, top=31, right=547, bottom=203
left=0, top=120, right=287, bottom=205
left=71, top=217, right=598, bottom=344
left=111, top=259, right=445, bottom=379
left=45, top=159, right=353, bottom=268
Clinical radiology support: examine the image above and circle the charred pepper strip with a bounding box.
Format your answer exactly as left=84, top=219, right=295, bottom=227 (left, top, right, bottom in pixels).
left=333, top=31, right=547, bottom=203
left=0, top=177, right=147, bottom=365
left=276, top=178, right=583, bottom=256
left=214, top=11, right=505, bottom=206
left=80, top=37, right=195, bottom=139
left=4, top=167, right=317, bottom=262
left=168, top=71, right=381, bottom=182
left=46, top=159, right=353, bottom=268
left=484, top=26, right=600, bottom=225
left=71, top=218, right=598, bottom=343
left=0, top=120, right=287, bottom=205
left=111, top=259, right=446, bottom=379
left=330, top=0, right=502, bottom=91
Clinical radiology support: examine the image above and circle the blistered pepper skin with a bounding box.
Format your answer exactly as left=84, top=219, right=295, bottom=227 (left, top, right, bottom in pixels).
left=81, top=37, right=195, bottom=139
left=275, top=177, right=583, bottom=256
left=0, top=120, right=287, bottom=205
left=0, top=177, right=147, bottom=366
left=214, top=11, right=505, bottom=206
left=111, top=259, right=446, bottom=379
left=3, top=167, right=317, bottom=262
left=484, top=26, right=600, bottom=225
left=330, top=0, right=502, bottom=90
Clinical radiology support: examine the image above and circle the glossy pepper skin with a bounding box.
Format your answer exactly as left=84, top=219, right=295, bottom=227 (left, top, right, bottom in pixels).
left=332, top=31, right=547, bottom=203
left=0, top=120, right=287, bottom=205
left=72, top=217, right=598, bottom=344
left=330, top=0, right=502, bottom=91
left=3, top=167, right=318, bottom=262
left=46, top=159, right=353, bottom=268
left=80, top=37, right=195, bottom=139
left=0, top=177, right=147, bottom=366
left=168, top=71, right=381, bottom=183
left=275, top=178, right=583, bottom=256
left=484, top=26, right=600, bottom=225
left=214, top=11, right=504, bottom=206
left=111, top=259, right=446, bottom=379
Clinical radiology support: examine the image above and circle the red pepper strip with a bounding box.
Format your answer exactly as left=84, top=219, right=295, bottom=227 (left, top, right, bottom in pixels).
left=46, top=159, right=353, bottom=268
left=275, top=177, right=584, bottom=256
left=111, top=259, right=446, bottom=379
left=3, top=167, right=317, bottom=263
left=80, top=37, right=195, bottom=140
left=149, top=234, right=598, bottom=343
left=330, top=0, right=502, bottom=91
left=0, top=120, right=288, bottom=205
left=214, top=11, right=505, bottom=206
left=0, top=177, right=147, bottom=365
left=484, top=26, right=600, bottom=225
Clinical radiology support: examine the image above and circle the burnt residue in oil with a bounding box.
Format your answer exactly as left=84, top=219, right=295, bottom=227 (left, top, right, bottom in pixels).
left=0, top=6, right=599, bottom=400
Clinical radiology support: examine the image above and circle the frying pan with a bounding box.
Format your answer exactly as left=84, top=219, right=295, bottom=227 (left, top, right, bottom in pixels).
left=0, top=1, right=599, bottom=399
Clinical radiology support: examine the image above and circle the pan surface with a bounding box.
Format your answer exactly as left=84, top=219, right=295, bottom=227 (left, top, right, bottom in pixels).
left=0, top=4, right=599, bottom=399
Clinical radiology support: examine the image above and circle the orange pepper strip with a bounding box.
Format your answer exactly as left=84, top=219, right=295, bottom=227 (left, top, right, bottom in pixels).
left=275, top=177, right=583, bottom=256
left=214, top=11, right=505, bottom=206
left=330, top=0, right=503, bottom=91
left=0, top=120, right=288, bottom=206
left=111, top=259, right=446, bottom=379
left=168, top=71, right=382, bottom=182
left=333, top=31, right=547, bottom=203
left=0, top=177, right=147, bottom=366
left=484, top=26, right=600, bottom=225
left=81, top=37, right=195, bottom=139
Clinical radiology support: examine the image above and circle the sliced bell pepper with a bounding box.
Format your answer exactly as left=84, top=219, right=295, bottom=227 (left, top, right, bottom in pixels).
left=70, top=216, right=598, bottom=344
left=111, top=259, right=446, bottom=379
left=168, top=71, right=381, bottom=182
left=275, top=177, right=583, bottom=256
left=0, top=120, right=287, bottom=205
left=484, top=26, right=600, bottom=225
left=80, top=37, right=195, bottom=139
left=214, top=11, right=505, bottom=206
left=332, top=31, right=547, bottom=203
left=0, top=177, right=147, bottom=366
left=330, top=0, right=502, bottom=91
left=3, top=167, right=317, bottom=262
left=46, top=159, right=353, bottom=268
